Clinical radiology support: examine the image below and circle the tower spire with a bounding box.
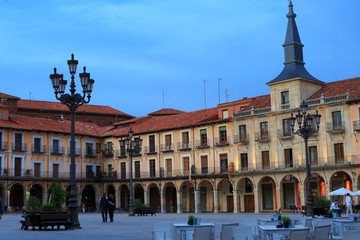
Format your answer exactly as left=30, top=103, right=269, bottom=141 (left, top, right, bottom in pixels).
left=268, top=1, right=321, bottom=84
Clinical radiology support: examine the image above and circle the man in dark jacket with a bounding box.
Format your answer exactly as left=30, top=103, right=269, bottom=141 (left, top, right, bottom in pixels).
left=0, top=198, right=3, bottom=220
left=98, top=193, right=108, bottom=222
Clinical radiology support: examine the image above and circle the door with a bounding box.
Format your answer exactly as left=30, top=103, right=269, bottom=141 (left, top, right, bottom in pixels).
left=200, top=187, right=207, bottom=212
left=201, top=156, right=208, bottom=174
left=34, top=163, right=41, bottom=177
left=86, top=165, right=93, bottom=178
left=227, top=196, right=234, bottom=212
left=220, top=154, right=228, bottom=173
left=15, top=157, right=22, bottom=176
left=34, top=138, right=41, bottom=153
left=53, top=163, right=59, bottom=178
left=244, top=195, right=255, bottom=212
left=262, top=184, right=274, bottom=210
left=15, top=133, right=22, bottom=151
left=149, top=160, right=155, bottom=178
left=283, top=183, right=295, bottom=209
left=166, top=159, right=172, bottom=177
left=135, top=161, right=141, bottom=178
left=121, top=162, right=126, bottom=179
left=182, top=132, right=189, bottom=149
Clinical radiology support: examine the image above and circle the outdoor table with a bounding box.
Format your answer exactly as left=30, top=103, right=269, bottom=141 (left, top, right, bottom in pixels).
left=258, top=225, right=309, bottom=240
left=173, top=223, right=215, bottom=240
left=257, top=219, right=299, bottom=226
left=331, top=219, right=360, bottom=239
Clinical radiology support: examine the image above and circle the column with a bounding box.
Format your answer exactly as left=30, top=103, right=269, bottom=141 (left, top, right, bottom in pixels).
left=144, top=191, right=149, bottom=207
left=177, top=190, right=181, bottom=214
left=299, top=185, right=306, bottom=206
left=276, top=186, right=281, bottom=211
left=233, top=190, right=239, bottom=213
left=160, top=190, right=165, bottom=213
left=213, top=190, right=219, bottom=213
left=194, top=190, right=200, bottom=213
left=254, top=187, right=260, bottom=213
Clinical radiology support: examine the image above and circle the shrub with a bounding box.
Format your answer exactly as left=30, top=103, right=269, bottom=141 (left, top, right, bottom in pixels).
left=134, top=199, right=143, bottom=209
left=49, top=183, right=67, bottom=211
left=26, top=196, right=41, bottom=212
left=314, top=196, right=331, bottom=208
left=188, top=215, right=195, bottom=221
left=282, top=216, right=290, bottom=223
left=41, top=203, right=56, bottom=211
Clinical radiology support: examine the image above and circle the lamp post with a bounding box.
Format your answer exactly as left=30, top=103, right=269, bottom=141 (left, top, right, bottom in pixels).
left=120, top=129, right=142, bottom=216
left=288, top=101, right=321, bottom=217
left=49, top=54, right=95, bottom=228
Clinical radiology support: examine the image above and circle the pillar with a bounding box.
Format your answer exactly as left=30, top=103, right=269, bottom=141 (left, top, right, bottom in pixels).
left=233, top=190, right=239, bottom=213
left=276, top=186, right=281, bottom=211
left=254, top=187, right=259, bottom=213
left=214, top=190, right=219, bottom=213
left=160, top=190, right=165, bottom=213
left=177, top=190, right=181, bottom=214
left=194, top=190, right=200, bottom=213
left=144, top=191, right=149, bottom=207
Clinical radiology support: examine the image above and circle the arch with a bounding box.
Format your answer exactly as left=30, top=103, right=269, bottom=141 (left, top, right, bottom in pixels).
left=107, top=184, right=116, bottom=205
left=258, top=176, right=276, bottom=211
left=180, top=181, right=195, bottom=213
left=329, top=171, right=352, bottom=204
left=280, top=175, right=300, bottom=210
left=148, top=183, right=160, bottom=212
left=81, top=185, right=96, bottom=212
left=197, top=179, right=214, bottom=213
left=163, top=182, right=177, bottom=213
left=0, top=183, right=5, bottom=207
left=236, top=177, right=255, bottom=212
left=119, top=184, right=129, bottom=212
left=303, top=172, right=326, bottom=200
left=10, top=183, right=25, bottom=208
left=134, top=183, right=144, bottom=204
left=217, top=179, right=234, bottom=213
left=30, top=184, right=44, bottom=205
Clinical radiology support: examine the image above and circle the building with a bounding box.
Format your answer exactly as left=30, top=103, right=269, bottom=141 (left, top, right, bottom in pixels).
left=0, top=2, right=359, bottom=214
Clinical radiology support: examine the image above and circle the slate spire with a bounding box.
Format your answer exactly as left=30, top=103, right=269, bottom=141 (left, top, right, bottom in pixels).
left=268, top=0, right=321, bottom=84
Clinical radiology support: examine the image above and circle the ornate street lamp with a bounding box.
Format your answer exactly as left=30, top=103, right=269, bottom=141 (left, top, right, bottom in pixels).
left=288, top=101, right=321, bottom=217
left=119, top=129, right=143, bottom=216
left=49, top=54, right=95, bottom=228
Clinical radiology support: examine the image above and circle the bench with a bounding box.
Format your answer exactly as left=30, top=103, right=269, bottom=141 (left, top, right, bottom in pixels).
left=21, top=211, right=72, bottom=230
left=134, top=207, right=156, bottom=216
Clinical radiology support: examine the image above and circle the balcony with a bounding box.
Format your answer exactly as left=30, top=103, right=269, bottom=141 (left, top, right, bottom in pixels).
left=12, top=143, right=27, bottom=152
left=67, top=147, right=81, bottom=156
left=281, top=104, right=290, bottom=110
left=277, top=130, right=294, bottom=140
left=31, top=144, right=47, bottom=154
left=177, top=142, right=191, bottom=151
left=143, top=146, right=157, bottom=155
left=160, top=144, right=173, bottom=153
left=233, top=135, right=249, bottom=144
left=51, top=146, right=65, bottom=155
left=326, top=122, right=345, bottom=133
left=116, top=150, right=127, bottom=158
left=85, top=151, right=96, bottom=158
left=195, top=139, right=209, bottom=149
left=241, top=165, right=248, bottom=172
left=353, top=121, right=360, bottom=131
left=0, top=142, right=8, bottom=151
left=102, top=149, right=114, bottom=158
left=214, top=137, right=230, bottom=147
left=255, top=132, right=270, bottom=142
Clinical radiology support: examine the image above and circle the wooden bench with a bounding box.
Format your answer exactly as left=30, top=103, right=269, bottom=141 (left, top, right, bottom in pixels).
left=134, top=207, right=156, bottom=216
left=39, top=211, right=73, bottom=230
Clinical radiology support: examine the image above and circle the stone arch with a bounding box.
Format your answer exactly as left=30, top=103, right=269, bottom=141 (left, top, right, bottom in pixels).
left=329, top=171, right=352, bottom=204
left=30, top=183, right=44, bottom=205
left=280, top=175, right=300, bottom=210
left=257, top=176, right=276, bottom=211
left=180, top=181, right=195, bottom=213
left=148, top=183, right=160, bottom=212
left=119, top=184, right=129, bottom=212
left=163, top=182, right=177, bottom=213
left=0, top=182, right=5, bottom=207
left=81, top=184, right=97, bottom=212
left=134, top=183, right=144, bottom=204
left=217, top=179, right=234, bottom=213
left=106, top=184, right=116, bottom=205
left=197, top=179, right=214, bottom=213
left=303, top=172, right=326, bottom=200
left=197, top=179, right=215, bottom=191
left=236, top=177, right=255, bottom=212
left=10, top=182, right=26, bottom=208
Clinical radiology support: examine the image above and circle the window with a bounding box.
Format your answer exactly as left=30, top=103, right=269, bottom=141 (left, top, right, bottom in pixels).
left=332, top=111, right=342, bottom=129
left=85, top=165, right=94, bottom=178
left=149, top=135, right=155, bottom=153
left=14, top=133, right=23, bottom=151
left=34, top=162, right=41, bottom=177
left=121, top=162, right=126, bottom=179
left=119, top=140, right=126, bottom=156
left=262, top=151, right=270, bottom=169
left=219, top=126, right=227, bottom=144
left=182, top=132, right=190, bottom=149
left=183, top=156, right=190, bottom=175
left=68, top=139, right=78, bottom=155
left=200, top=129, right=207, bottom=146
left=222, top=110, right=229, bottom=119
left=260, top=122, right=268, bottom=138
left=96, top=166, right=101, bottom=177
left=281, top=91, right=289, bottom=104
left=282, top=119, right=292, bottom=136
left=165, top=158, right=172, bottom=177
left=241, top=153, right=248, bottom=171
left=0, top=131, right=3, bottom=150
left=239, top=125, right=247, bottom=141
left=14, top=156, right=23, bottom=176
left=165, top=134, right=172, bottom=151
left=149, top=160, right=155, bottom=178
left=284, top=149, right=293, bottom=168
left=135, top=161, right=140, bottom=178
left=52, top=163, right=60, bottom=178
left=245, top=178, right=253, bottom=193
left=96, top=143, right=101, bottom=153
left=334, top=143, right=344, bottom=164
left=33, top=137, right=42, bottom=153
left=85, top=142, right=94, bottom=156
left=201, top=155, right=208, bottom=174
left=309, top=146, right=318, bottom=166
left=220, top=153, right=228, bottom=173
left=52, top=138, right=60, bottom=154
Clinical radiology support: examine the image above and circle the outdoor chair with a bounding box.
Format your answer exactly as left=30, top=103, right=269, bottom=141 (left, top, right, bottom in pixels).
left=192, top=225, right=213, bottom=240
left=343, top=230, right=360, bottom=240
left=312, top=224, right=331, bottom=240
left=288, top=228, right=309, bottom=240
left=152, top=223, right=172, bottom=240
left=232, top=226, right=254, bottom=240
left=220, top=223, right=239, bottom=240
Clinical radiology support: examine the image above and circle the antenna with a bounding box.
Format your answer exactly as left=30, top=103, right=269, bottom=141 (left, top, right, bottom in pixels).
left=225, top=88, right=233, bottom=102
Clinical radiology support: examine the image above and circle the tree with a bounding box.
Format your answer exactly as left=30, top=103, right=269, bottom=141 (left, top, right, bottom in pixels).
left=26, top=196, right=41, bottom=212
left=50, top=183, right=67, bottom=211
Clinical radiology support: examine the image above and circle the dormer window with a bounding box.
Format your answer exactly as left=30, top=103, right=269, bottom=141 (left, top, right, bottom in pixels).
left=281, top=91, right=289, bottom=104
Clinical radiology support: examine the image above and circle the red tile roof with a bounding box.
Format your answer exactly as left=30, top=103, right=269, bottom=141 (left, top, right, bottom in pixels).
left=0, top=92, right=20, bottom=99
left=241, top=94, right=271, bottom=111
left=148, top=108, right=185, bottom=116
left=103, top=108, right=220, bottom=136
left=17, top=99, right=133, bottom=117
left=309, top=77, right=360, bottom=100
left=0, top=103, right=8, bottom=108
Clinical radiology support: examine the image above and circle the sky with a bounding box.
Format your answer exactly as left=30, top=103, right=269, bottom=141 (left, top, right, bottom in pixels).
left=0, top=0, right=359, bottom=117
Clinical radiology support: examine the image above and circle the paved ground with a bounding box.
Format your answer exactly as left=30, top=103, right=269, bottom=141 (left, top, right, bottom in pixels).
left=0, top=212, right=329, bottom=240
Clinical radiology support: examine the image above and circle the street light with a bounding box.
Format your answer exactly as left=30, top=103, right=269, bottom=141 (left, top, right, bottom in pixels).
left=288, top=101, right=321, bottom=217
left=119, top=129, right=143, bottom=216
left=49, top=54, right=95, bottom=228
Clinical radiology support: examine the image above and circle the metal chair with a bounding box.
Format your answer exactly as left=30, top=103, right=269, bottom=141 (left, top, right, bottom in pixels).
left=192, top=225, right=213, bottom=240
left=288, top=228, right=309, bottom=240
left=312, top=224, right=331, bottom=240
left=343, top=230, right=360, bottom=240
left=152, top=223, right=172, bottom=240
left=220, top=223, right=239, bottom=240
left=232, top=226, right=252, bottom=240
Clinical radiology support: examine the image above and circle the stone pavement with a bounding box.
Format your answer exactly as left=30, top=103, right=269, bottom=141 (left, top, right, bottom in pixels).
left=0, top=212, right=328, bottom=240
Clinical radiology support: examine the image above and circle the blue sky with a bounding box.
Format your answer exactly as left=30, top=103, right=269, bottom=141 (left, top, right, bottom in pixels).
left=0, top=0, right=359, bottom=117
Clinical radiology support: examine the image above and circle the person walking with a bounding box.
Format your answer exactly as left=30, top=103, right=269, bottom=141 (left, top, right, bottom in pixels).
left=107, top=193, right=115, bottom=222
left=345, top=193, right=353, bottom=214
left=98, top=193, right=108, bottom=222
left=0, top=198, right=3, bottom=220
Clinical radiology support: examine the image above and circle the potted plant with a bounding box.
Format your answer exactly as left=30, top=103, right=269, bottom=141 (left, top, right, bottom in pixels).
left=282, top=216, right=290, bottom=228
left=275, top=208, right=282, bottom=220
left=188, top=215, right=195, bottom=225
left=327, top=210, right=334, bottom=218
